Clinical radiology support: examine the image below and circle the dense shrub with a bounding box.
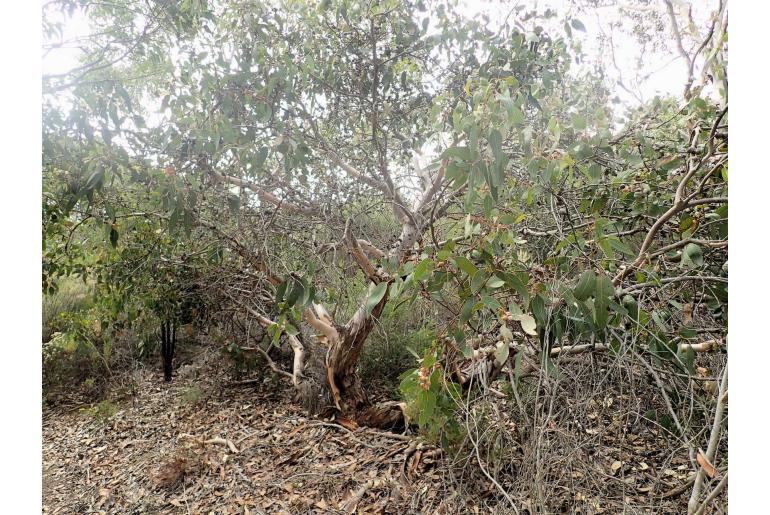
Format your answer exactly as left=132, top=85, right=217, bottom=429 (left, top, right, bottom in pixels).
left=359, top=305, right=435, bottom=393
left=42, top=276, right=92, bottom=342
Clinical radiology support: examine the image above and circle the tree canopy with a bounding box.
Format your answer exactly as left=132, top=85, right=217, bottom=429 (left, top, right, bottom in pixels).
left=42, top=1, right=727, bottom=511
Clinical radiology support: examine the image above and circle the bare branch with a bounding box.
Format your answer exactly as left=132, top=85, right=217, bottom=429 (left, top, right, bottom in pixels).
left=679, top=339, right=721, bottom=353
left=664, top=0, right=694, bottom=99
left=649, top=238, right=727, bottom=260
left=235, top=301, right=305, bottom=387
left=688, top=364, right=728, bottom=513
left=214, top=172, right=318, bottom=216
left=618, top=275, right=727, bottom=295
left=243, top=345, right=294, bottom=382
left=304, top=306, right=339, bottom=343
left=344, top=219, right=383, bottom=282
left=416, top=159, right=447, bottom=214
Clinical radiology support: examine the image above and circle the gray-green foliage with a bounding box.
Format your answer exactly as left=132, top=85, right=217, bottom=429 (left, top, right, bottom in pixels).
left=42, top=1, right=726, bottom=426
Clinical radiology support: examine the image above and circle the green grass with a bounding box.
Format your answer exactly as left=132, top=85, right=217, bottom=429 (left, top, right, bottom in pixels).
left=43, top=276, right=92, bottom=342
left=180, top=385, right=203, bottom=405
left=82, top=399, right=118, bottom=424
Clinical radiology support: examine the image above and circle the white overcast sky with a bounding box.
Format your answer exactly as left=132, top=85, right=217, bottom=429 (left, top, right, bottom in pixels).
left=42, top=0, right=716, bottom=113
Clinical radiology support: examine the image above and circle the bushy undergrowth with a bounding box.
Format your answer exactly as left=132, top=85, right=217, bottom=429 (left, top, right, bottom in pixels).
left=81, top=398, right=119, bottom=424
left=42, top=278, right=159, bottom=402
left=42, top=276, right=92, bottom=342
left=359, top=304, right=435, bottom=393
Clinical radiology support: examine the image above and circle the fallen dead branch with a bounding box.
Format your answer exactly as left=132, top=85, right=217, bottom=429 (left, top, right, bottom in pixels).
left=179, top=434, right=239, bottom=453
left=661, top=474, right=696, bottom=499
left=339, top=478, right=387, bottom=513
left=679, top=339, right=721, bottom=353
left=204, top=437, right=239, bottom=454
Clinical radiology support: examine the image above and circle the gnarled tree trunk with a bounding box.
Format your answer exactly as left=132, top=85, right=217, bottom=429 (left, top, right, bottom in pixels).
left=323, top=292, right=405, bottom=429
left=214, top=139, right=451, bottom=430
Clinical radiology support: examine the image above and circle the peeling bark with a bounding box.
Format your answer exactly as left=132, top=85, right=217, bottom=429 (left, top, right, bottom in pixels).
left=225, top=128, right=448, bottom=429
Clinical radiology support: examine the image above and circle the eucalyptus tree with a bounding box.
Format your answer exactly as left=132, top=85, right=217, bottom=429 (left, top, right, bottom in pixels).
left=43, top=0, right=533, bottom=426
left=43, top=0, right=727, bottom=437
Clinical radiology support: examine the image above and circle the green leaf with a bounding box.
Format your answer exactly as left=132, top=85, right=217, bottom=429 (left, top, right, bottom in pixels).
left=679, top=345, right=696, bottom=375
left=594, top=274, right=613, bottom=329
left=413, top=258, right=433, bottom=282
left=453, top=255, right=478, bottom=277
left=460, top=297, right=477, bottom=325
left=571, top=114, right=586, bottom=130
left=441, top=146, right=472, bottom=161
left=622, top=294, right=639, bottom=321
left=530, top=294, right=548, bottom=326
left=495, top=341, right=510, bottom=364
left=514, top=313, right=537, bottom=336
left=482, top=295, right=502, bottom=311
left=268, top=323, right=282, bottom=346
left=287, top=279, right=304, bottom=307
left=509, top=104, right=525, bottom=125
left=416, top=389, right=436, bottom=426
left=183, top=208, right=193, bottom=237
left=488, top=129, right=502, bottom=161
left=253, top=146, right=269, bottom=169
left=275, top=281, right=288, bottom=303
left=299, top=276, right=312, bottom=307
left=389, top=276, right=404, bottom=300
left=85, top=166, right=105, bottom=191
left=453, top=327, right=473, bottom=359
left=366, top=282, right=388, bottom=315
left=571, top=19, right=586, bottom=32
left=502, top=272, right=530, bottom=302
left=598, top=238, right=615, bottom=259
left=681, top=243, right=704, bottom=268
left=574, top=270, right=596, bottom=301
left=608, top=237, right=635, bottom=257
left=488, top=129, right=504, bottom=184
left=487, top=275, right=505, bottom=289
left=399, top=369, right=419, bottom=395
left=471, top=271, right=488, bottom=293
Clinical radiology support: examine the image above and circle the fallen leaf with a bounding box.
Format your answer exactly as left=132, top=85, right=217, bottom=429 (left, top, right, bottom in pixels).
left=336, top=416, right=359, bottom=431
